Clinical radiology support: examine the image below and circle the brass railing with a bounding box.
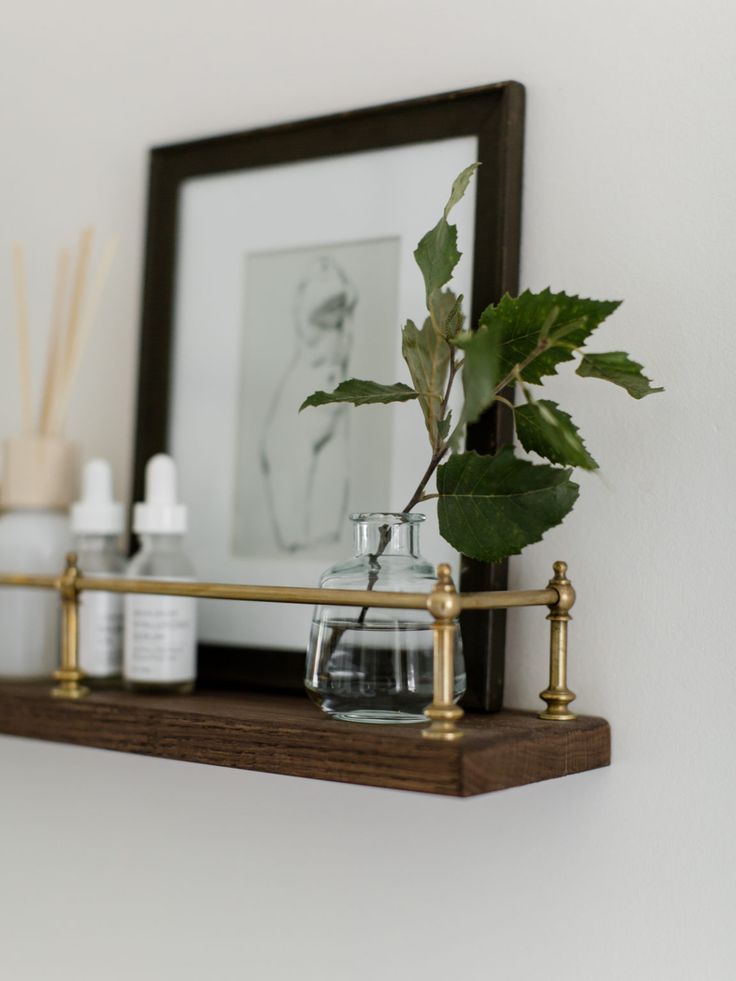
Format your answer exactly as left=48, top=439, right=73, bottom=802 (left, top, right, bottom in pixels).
left=0, top=555, right=577, bottom=741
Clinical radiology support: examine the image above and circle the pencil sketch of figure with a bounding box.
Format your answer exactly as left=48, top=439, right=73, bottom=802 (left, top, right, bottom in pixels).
left=260, top=256, right=357, bottom=552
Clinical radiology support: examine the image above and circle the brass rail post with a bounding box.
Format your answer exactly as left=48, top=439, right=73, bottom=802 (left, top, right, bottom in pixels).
left=423, top=564, right=463, bottom=741
left=51, top=552, right=89, bottom=700
left=539, top=561, right=576, bottom=720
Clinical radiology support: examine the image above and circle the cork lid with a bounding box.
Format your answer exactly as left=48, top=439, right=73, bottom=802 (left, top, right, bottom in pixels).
left=1, top=437, right=79, bottom=511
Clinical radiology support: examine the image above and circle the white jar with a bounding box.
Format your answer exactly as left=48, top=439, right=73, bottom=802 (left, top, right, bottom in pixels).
left=0, top=437, right=78, bottom=679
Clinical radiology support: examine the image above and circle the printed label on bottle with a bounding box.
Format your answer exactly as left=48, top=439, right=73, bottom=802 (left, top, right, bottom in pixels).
left=124, top=589, right=197, bottom=683
left=79, top=589, right=124, bottom=678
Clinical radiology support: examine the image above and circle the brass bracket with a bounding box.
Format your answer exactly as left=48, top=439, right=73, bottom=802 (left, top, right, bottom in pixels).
left=0, top=554, right=582, bottom=729
left=538, top=561, right=576, bottom=721
left=51, top=552, right=89, bottom=700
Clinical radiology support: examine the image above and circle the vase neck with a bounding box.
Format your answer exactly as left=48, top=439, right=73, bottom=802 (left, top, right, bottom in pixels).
left=352, top=513, right=423, bottom=558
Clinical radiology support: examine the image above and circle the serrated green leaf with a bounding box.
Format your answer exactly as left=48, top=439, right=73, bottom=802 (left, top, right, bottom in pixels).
left=515, top=399, right=598, bottom=470
left=414, top=218, right=460, bottom=300
left=443, top=294, right=465, bottom=338
left=299, top=379, right=417, bottom=411
left=437, top=412, right=452, bottom=441
left=480, top=289, right=622, bottom=386
left=443, top=163, right=480, bottom=219
left=453, top=324, right=501, bottom=425
left=436, top=448, right=579, bottom=562
left=413, top=165, right=478, bottom=306
left=429, top=289, right=465, bottom=338
left=401, top=318, right=450, bottom=446
left=576, top=352, right=664, bottom=399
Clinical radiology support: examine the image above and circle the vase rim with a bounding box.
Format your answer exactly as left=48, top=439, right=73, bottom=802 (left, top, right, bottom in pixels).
left=349, top=511, right=425, bottom=524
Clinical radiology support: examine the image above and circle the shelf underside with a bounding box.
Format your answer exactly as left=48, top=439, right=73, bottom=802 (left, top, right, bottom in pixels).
left=0, top=683, right=610, bottom=797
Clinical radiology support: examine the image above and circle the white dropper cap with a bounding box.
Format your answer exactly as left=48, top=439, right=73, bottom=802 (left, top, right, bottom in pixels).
left=71, top=459, right=124, bottom=535
left=133, top=454, right=187, bottom=535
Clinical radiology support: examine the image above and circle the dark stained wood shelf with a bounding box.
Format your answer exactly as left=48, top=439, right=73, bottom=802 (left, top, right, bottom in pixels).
left=0, top=683, right=610, bottom=797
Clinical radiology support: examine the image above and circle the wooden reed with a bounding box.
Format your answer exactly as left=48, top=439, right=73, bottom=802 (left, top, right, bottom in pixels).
left=61, top=227, right=94, bottom=382
left=11, top=243, right=34, bottom=435
left=50, top=237, right=117, bottom=435
left=39, top=247, right=70, bottom=435
left=9, top=227, right=115, bottom=442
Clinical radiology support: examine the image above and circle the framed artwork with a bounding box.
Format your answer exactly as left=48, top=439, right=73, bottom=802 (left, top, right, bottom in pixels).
left=133, top=82, right=524, bottom=710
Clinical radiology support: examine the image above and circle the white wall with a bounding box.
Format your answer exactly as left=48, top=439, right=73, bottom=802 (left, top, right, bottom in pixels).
left=1, top=1, right=734, bottom=978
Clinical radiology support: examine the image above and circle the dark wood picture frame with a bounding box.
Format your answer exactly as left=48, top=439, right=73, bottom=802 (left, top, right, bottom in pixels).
left=132, top=82, right=524, bottom=711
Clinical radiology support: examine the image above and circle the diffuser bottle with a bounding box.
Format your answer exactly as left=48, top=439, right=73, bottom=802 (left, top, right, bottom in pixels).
left=123, top=454, right=197, bottom=693
left=0, top=437, right=77, bottom=678
left=71, top=459, right=125, bottom=685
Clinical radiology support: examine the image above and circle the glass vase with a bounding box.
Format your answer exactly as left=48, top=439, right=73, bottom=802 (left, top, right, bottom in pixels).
left=305, top=513, right=466, bottom=724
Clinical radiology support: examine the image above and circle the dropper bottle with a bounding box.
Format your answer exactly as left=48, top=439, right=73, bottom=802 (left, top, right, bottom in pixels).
left=71, top=459, right=125, bottom=684
left=123, top=454, right=197, bottom=694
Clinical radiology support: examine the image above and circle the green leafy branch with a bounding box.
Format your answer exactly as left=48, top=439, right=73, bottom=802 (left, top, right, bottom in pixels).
left=300, top=164, right=663, bottom=563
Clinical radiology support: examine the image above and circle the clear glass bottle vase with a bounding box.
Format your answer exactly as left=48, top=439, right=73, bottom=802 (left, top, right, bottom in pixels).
left=305, top=513, right=466, bottom=724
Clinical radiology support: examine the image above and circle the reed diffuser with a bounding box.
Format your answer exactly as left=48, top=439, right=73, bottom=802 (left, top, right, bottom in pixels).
left=0, top=228, right=116, bottom=678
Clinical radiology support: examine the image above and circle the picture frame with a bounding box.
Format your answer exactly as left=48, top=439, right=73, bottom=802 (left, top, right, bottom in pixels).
left=133, top=82, right=525, bottom=711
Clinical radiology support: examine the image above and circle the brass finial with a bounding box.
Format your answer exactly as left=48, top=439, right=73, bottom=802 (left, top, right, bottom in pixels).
left=51, top=553, right=89, bottom=700
left=538, top=559, right=576, bottom=721
left=58, top=552, right=78, bottom=596
left=426, top=563, right=462, bottom=622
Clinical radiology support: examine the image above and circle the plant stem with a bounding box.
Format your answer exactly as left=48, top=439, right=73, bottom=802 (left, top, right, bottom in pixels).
left=357, top=341, right=459, bottom=621
left=403, top=343, right=459, bottom=511
left=439, top=352, right=461, bottom=426
left=495, top=340, right=549, bottom=394
left=401, top=446, right=449, bottom=514
left=356, top=443, right=447, bottom=625
left=356, top=522, right=392, bottom=624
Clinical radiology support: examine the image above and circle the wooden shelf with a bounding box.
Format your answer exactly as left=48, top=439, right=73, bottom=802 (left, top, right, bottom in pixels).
left=0, top=683, right=610, bottom=797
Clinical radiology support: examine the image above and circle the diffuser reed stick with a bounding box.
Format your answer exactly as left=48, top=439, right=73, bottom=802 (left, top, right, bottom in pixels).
left=39, top=247, right=70, bottom=435
left=60, top=228, right=94, bottom=390
left=11, top=243, right=34, bottom=436
left=49, top=237, right=117, bottom=436
left=9, top=228, right=116, bottom=440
